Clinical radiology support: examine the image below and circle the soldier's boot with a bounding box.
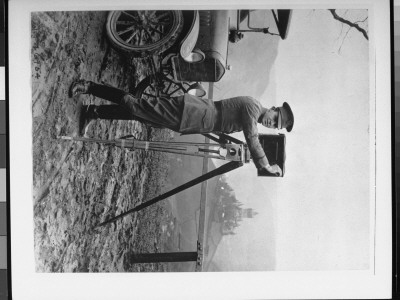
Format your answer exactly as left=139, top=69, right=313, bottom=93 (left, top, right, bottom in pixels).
left=78, top=105, right=99, bottom=134
left=69, top=80, right=127, bottom=104
left=69, top=79, right=93, bottom=98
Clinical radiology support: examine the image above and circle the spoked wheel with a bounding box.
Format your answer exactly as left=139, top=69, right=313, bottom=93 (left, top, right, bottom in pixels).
left=106, top=10, right=184, bottom=57
left=134, top=72, right=193, bottom=100
left=132, top=67, right=193, bottom=128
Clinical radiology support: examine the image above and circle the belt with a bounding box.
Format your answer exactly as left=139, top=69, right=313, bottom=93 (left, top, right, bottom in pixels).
left=213, top=101, right=222, bottom=131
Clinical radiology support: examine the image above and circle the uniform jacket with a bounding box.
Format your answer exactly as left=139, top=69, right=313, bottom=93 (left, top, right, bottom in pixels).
left=179, top=94, right=269, bottom=168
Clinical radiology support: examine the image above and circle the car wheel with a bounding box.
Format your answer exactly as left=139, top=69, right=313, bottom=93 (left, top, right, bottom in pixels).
left=134, top=73, right=192, bottom=100
left=106, top=10, right=184, bottom=57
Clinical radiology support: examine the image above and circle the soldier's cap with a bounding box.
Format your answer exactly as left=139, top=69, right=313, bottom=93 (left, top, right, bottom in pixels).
left=277, top=102, right=294, bottom=132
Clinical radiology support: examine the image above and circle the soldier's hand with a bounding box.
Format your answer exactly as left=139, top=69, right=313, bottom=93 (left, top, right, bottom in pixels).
left=264, top=164, right=282, bottom=177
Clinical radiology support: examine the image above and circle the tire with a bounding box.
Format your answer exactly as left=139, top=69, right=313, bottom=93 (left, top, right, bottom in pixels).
left=106, top=10, right=184, bottom=57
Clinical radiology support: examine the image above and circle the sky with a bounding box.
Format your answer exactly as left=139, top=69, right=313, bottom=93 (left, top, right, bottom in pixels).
left=211, top=9, right=371, bottom=271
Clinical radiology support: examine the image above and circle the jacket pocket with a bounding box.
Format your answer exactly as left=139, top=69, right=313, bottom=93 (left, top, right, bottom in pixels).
left=201, top=110, right=213, bottom=132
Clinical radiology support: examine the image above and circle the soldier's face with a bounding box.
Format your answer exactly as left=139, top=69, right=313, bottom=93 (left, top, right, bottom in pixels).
left=261, top=108, right=279, bottom=129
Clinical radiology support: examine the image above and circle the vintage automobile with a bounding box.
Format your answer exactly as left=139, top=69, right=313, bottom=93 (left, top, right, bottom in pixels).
left=105, top=9, right=292, bottom=99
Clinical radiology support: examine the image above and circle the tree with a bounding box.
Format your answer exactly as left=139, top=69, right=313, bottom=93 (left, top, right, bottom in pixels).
left=328, top=9, right=368, bottom=40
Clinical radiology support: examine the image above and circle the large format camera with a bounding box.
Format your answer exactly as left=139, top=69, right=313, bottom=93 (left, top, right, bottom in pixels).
left=257, top=134, right=286, bottom=177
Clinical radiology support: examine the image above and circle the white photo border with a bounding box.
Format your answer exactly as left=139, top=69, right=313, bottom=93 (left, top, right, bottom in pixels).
left=9, top=0, right=391, bottom=299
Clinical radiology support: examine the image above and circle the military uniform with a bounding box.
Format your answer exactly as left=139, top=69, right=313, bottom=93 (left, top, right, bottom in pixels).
left=72, top=81, right=293, bottom=170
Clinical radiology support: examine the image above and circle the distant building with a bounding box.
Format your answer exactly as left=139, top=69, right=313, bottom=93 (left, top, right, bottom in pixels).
left=239, top=207, right=258, bottom=219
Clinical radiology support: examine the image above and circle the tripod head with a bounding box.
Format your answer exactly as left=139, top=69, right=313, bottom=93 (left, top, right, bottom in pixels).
left=203, top=133, right=286, bottom=177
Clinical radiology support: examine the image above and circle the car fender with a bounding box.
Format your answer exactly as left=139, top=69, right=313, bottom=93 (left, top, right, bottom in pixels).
left=179, top=11, right=200, bottom=59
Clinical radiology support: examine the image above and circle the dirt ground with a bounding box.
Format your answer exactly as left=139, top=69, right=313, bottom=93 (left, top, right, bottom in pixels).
left=31, top=11, right=180, bottom=272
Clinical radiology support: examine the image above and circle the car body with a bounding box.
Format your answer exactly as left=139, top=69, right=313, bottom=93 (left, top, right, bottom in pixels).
left=106, top=9, right=292, bottom=96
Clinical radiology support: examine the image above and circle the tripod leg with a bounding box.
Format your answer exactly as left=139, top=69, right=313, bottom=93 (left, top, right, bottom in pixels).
left=95, top=161, right=243, bottom=229
left=127, top=252, right=198, bottom=263
left=202, top=133, right=244, bottom=145
left=202, top=133, right=223, bottom=144
left=218, top=133, right=244, bottom=145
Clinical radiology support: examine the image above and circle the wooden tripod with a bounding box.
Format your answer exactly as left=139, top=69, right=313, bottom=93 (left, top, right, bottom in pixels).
left=58, top=133, right=250, bottom=270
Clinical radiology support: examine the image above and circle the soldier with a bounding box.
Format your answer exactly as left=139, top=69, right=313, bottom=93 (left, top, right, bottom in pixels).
left=69, top=80, right=294, bottom=176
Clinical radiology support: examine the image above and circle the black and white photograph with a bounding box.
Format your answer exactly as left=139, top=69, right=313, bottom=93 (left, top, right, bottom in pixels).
left=9, top=0, right=392, bottom=299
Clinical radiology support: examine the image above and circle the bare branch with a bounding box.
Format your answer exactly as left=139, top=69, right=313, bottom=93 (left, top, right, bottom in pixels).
left=338, top=27, right=352, bottom=54
left=328, top=9, right=369, bottom=40
left=354, top=16, right=368, bottom=24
